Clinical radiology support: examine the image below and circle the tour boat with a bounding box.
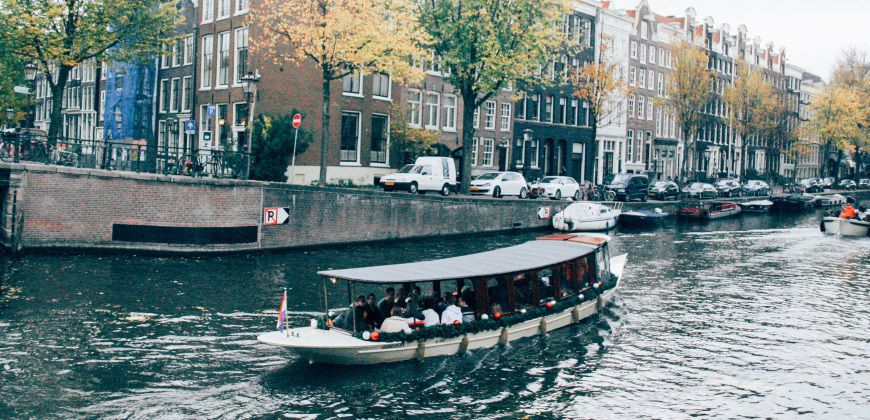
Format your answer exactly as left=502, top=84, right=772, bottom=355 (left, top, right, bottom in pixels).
left=740, top=200, right=774, bottom=213
left=619, top=209, right=669, bottom=227
left=678, top=201, right=742, bottom=220
left=257, top=234, right=627, bottom=365
left=552, top=202, right=623, bottom=231
left=820, top=217, right=870, bottom=237
left=814, top=194, right=848, bottom=208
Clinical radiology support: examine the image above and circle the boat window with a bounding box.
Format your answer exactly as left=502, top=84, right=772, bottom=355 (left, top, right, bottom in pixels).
left=537, top=268, right=557, bottom=301
left=596, top=247, right=608, bottom=281
left=513, top=273, right=535, bottom=308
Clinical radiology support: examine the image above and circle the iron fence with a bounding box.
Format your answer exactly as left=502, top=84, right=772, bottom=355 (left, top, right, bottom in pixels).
left=0, top=131, right=248, bottom=179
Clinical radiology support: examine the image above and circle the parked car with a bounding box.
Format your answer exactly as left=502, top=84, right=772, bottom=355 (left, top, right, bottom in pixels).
left=859, top=179, right=870, bottom=189
left=743, top=180, right=771, bottom=196
left=469, top=171, right=529, bottom=198
left=821, top=177, right=836, bottom=189
left=606, top=174, right=649, bottom=202
left=838, top=179, right=857, bottom=190
left=683, top=182, right=718, bottom=199
left=648, top=181, right=679, bottom=200
left=533, top=176, right=582, bottom=200
left=799, top=178, right=822, bottom=193
left=716, top=179, right=743, bottom=197
left=379, top=157, right=457, bottom=195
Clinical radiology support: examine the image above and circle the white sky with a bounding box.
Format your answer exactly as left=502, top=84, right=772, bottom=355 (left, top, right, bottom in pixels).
left=609, top=0, right=870, bottom=80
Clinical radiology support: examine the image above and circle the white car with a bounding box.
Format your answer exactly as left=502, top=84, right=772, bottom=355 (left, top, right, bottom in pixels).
left=536, top=176, right=582, bottom=200
left=379, top=156, right=457, bottom=196
left=469, top=171, right=529, bottom=198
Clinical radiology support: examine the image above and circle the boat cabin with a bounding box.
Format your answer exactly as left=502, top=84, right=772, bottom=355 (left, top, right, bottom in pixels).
left=317, top=234, right=614, bottom=333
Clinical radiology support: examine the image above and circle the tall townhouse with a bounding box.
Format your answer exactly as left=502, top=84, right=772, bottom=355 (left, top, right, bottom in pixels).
left=33, top=60, right=101, bottom=143
left=797, top=72, right=823, bottom=179
left=780, top=63, right=805, bottom=179
left=738, top=37, right=787, bottom=176
left=512, top=4, right=596, bottom=182
left=154, top=0, right=199, bottom=168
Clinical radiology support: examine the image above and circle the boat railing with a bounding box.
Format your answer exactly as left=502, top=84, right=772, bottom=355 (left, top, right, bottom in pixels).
left=597, top=201, right=624, bottom=212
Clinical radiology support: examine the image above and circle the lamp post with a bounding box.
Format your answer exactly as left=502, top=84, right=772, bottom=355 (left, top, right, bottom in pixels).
left=21, top=63, right=38, bottom=164
left=240, top=71, right=260, bottom=180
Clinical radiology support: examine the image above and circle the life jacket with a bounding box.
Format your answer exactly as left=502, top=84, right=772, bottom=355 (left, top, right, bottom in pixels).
left=840, top=205, right=856, bottom=219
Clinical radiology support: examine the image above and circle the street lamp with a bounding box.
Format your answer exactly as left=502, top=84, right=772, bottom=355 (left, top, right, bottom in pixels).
left=24, top=63, right=38, bottom=82
left=240, top=71, right=260, bottom=180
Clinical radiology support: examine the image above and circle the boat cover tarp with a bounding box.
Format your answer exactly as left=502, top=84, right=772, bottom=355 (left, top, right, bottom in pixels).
left=318, top=240, right=597, bottom=283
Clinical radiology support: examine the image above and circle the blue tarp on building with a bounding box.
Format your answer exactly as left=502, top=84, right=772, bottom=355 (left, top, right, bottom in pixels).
left=103, top=62, right=155, bottom=143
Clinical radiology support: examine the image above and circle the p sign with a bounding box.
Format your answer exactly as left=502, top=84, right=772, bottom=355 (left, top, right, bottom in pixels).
left=263, top=207, right=290, bottom=225
left=292, top=113, right=302, bottom=129
left=537, top=206, right=552, bottom=219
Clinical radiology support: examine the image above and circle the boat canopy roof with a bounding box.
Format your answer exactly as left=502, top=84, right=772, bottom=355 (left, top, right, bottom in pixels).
left=317, top=237, right=601, bottom=284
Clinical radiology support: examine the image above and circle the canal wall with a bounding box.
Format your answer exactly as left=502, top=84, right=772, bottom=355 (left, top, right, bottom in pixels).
left=0, top=163, right=561, bottom=253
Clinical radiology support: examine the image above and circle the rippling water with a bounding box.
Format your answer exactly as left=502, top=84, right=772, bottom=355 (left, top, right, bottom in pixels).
left=1, top=211, right=868, bottom=418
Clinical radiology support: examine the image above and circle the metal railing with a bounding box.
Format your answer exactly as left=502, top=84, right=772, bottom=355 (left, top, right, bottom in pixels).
left=0, top=131, right=248, bottom=179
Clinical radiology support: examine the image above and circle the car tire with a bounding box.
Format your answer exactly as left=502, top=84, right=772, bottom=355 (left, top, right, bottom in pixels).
left=554, top=190, right=561, bottom=200
left=641, top=194, right=647, bottom=202
left=573, top=190, right=581, bottom=201
left=408, top=182, right=418, bottom=194
left=440, top=184, right=451, bottom=196
left=493, top=186, right=502, bottom=198
left=519, top=188, right=528, bottom=199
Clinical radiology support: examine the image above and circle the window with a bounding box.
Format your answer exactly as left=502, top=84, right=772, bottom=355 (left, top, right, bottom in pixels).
left=640, top=44, right=647, bottom=64
left=425, top=92, right=440, bottom=129
left=181, top=77, right=192, bottom=112
left=647, top=69, right=654, bottom=89
left=159, top=79, right=169, bottom=112
left=234, top=28, right=248, bottom=84
left=160, top=43, right=170, bottom=69
left=655, top=108, right=662, bottom=136
left=659, top=48, right=665, bottom=65
left=627, top=129, right=633, bottom=161
left=202, top=0, right=214, bottom=22
left=637, top=96, right=644, bottom=119
left=527, top=139, right=538, bottom=167
left=234, top=102, right=248, bottom=127
left=172, top=39, right=182, bottom=67
left=200, top=105, right=210, bottom=145
left=216, top=103, right=228, bottom=146
left=237, top=0, right=249, bottom=13
left=342, top=72, right=362, bottom=96
left=170, top=78, right=180, bottom=112
left=217, top=32, right=230, bottom=87
left=443, top=95, right=456, bottom=131
left=500, top=103, right=511, bottom=131
left=543, top=96, right=553, bottom=122
left=473, top=107, right=480, bottom=129
left=628, top=94, right=635, bottom=117
left=630, top=66, right=637, bottom=86
left=528, top=94, right=540, bottom=121
left=340, top=112, right=360, bottom=162
left=407, top=90, right=422, bottom=127
left=471, top=137, right=479, bottom=166
left=555, top=98, right=565, bottom=124
left=372, top=73, right=390, bottom=99
left=184, top=35, right=194, bottom=65
left=647, top=96, right=654, bottom=120
left=482, top=138, right=494, bottom=166
left=515, top=95, right=526, bottom=120
left=370, top=114, right=389, bottom=164
left=639, top=69, right=645, bottom=88
left=218, top=0, right=230, bottom=19
left=201, top=35, right=214, bottom=88
left=484, top=101, right=496, bottom=130
left=657, top=73, right=664, bottom=96
left=630, top=40, right=638, bottom=59
left=648, top=46, right=655, bottom=64
left=99, top=91, right=105, bottom=121
left=567, top=99, right=578, bottom=125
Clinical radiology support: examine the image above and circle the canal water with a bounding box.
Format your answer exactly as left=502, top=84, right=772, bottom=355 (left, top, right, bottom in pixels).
left=1, top=211, right=867, bottom=418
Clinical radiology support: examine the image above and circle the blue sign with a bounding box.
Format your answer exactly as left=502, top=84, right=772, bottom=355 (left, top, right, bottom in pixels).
left=207, top=105, right=216, bottom=117
left=184, top=120, right=196, bottom=133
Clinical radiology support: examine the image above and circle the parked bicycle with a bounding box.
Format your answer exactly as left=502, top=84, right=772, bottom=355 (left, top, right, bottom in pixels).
left=584, top=184, right=616, bottom=202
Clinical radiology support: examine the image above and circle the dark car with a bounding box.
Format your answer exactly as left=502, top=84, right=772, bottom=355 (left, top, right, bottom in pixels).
left=859, top=179, right=869, bottom=189
left=799, top=178, right=822, bottom=193
left=683, top=182, right=718, bottom=199
left=649, top=181, right=679, bottom=200
left=715, top=179, right=742, bottom=198
left=838, top=179, right=857, bottom=190
left=743, top=180, right=771, bottom=196
left=606, top=174, right=649, bottom=202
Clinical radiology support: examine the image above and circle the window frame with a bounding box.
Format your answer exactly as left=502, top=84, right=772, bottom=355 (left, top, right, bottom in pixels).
left=424, top=92, right=441, bottom=130
left=443, top=94, right=457, bottom=131
left=200, top=35, right=214, bottom=90
left=339, top=111, right=362, bottom=165
left=370, top=113, right=390, bottom=166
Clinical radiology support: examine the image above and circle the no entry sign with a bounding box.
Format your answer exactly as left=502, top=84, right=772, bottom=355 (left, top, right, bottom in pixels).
left=292, top=113, right=302, bottom=129
left=263, top=207, right=290, bottom=225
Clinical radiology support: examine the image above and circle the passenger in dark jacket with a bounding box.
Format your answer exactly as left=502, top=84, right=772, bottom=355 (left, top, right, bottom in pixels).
left=377, top=287, right=396, bottom=321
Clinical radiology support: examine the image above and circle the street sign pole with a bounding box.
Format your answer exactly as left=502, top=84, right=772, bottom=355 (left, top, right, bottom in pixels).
left=289, top=113, right=302, bottom=184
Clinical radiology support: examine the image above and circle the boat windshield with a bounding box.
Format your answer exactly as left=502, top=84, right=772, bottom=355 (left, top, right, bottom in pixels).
left=476, top=172, right=501, bottom=180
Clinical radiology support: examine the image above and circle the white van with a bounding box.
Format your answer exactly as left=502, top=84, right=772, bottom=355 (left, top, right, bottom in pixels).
left=379, top=157, right=457, bottom=196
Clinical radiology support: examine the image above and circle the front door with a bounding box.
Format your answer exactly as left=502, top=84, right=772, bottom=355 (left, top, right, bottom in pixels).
left=603, top=152, right=614, bottom=181
left=498, top=147, right=507, bottom=171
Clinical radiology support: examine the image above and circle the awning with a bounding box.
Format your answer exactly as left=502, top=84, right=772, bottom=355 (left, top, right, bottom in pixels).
left=318, top=240, right=597, bottom=284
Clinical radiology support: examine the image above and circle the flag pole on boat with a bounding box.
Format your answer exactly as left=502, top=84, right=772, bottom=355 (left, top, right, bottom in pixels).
left=277, top=288, right=288, bottom=336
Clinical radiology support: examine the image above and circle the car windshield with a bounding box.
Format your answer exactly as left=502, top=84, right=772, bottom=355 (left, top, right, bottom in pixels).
left=610, top=174, right=632, bottom=185
left=716, top=181, right=729, bottom=186
left=397, top=165, right=418, bottom=174
left=541, top=177, right=560, bottom=184
left=688, top=183, right=705, bottom=189
left=652, top=181, right=668, bottom=188
left=476, top=172, right=501, bottom=180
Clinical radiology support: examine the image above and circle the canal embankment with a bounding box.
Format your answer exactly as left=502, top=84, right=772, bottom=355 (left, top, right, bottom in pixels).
left=1, top=162, right=868, bottom=254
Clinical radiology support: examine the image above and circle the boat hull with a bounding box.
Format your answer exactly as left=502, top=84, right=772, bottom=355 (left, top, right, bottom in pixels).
left=259, top=254, right=628, bottom=365
left=821, top=217, right=870, bottom=237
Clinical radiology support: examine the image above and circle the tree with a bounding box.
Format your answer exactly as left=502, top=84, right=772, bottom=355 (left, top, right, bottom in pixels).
left=807, top=85, right=868, bottom=180
left=828, top=49, right=870, bottom=179
left=0, top=0, right=179, bottom=144
left=416, top=0, right=566, bottom=193
left=0, top=36, right=28, bottom=128
left=723, top=61, right=776, bottom=180
left=572, top=36, right=632, bottom=184
left=388, top=104, right=441, bottom=167
left=250, top=113, right=314, bottom=182
left=257, top=0, right=424, bottom=186
left=658, top=41, right=715, bottom=186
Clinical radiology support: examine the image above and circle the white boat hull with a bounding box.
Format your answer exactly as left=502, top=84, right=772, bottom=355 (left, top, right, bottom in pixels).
left=552, top=202, right=621, bottom=231
left=821, top=217, right=870, bottom=237
left=258, top=254, right=628, bottom=365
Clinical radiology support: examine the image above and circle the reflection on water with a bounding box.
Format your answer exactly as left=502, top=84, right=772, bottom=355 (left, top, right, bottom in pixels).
left=1, top=211, right=868, bottom=418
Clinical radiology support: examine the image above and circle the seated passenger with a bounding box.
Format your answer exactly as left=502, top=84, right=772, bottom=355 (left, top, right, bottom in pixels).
left=460, top=286, right=475, bottom=310
left=378, top=287, right=396, bottom=321
left=840, top=204, right=856, bottom=219
left=491, top=303, right=503, bottom=317
left=380, top=307, right=413, bottom=334
left=341, top=295, right=369, bottom=332
left=364, top=293, right=380, bottom=328
left=436, top=292, right=452, bottom=314
left=457, top=297, right=475, bottom=323
left=440, top=294, right=463, bottom=325
left=420, top=298, right=440, bottom=327
left=857, top=205, right=868, bottom=221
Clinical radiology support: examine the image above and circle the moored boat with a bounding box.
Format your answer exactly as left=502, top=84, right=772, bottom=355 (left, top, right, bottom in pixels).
left=552, top=202, right=623, bottom=231
left=771, top=193, right=815, bottom=211
left=741, top=200, right=773, bottom=213
left=814, top=194, right=848, bottom=208
left=257, top=234, right=627, bottom=365
left=820, top=217, right=870, bottom=237
left=620, top=209, right=669, bottom=227
left=678, top=201, right=742, bottom=220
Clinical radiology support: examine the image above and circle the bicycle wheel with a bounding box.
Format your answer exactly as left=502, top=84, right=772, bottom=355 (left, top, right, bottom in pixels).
left=0, top=144, right=13, bottom=162
left=605, top=190, right=616, bottom=201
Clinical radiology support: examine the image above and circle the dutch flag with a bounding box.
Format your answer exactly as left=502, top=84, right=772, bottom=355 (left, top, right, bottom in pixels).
left=276, top=289, right=288, bottom=332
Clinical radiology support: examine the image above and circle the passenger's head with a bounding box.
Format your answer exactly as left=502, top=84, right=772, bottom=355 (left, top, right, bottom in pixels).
left=385, top=287, right=395, bottom=298
left=860, top=206, right=867, bottom=212
left=354, top=295, right=366, bottom=306
left=457, top=297, right=468, bottom=307
left=412, top=286, right=421, bottom=296
left=491, top=303, right=502, bottom=314
left=445, top=293, right=456, bottom=305
left=390, top=307, right=402, bottom=317
left=367, top=293, right=376, bottom=304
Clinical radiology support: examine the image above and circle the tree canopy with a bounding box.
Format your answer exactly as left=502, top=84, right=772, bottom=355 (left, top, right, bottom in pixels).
left=723, top=61, right=777, bottom=179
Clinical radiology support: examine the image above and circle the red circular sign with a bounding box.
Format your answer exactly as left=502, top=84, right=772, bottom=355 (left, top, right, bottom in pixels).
left=292, top=113, right=302, bottom=129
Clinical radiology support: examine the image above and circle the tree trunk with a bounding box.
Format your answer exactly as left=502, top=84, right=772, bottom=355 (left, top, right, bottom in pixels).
left=47, top=66, right=71, bottom=146
left=679, top=126, right=691, bottom=187
left=589, top=123, right=598, bottom=184
left=318, top=75, right=330, bottom=186
left=740, top=135, right=749, bottom=180
left=459, top=91, right=476, bottom=194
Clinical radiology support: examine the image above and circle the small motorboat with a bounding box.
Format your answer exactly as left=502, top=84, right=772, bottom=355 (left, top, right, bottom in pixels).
left=814, top=194, right=848, bottom=208
left=820, top=217, right=870, bottom=237
left=620, top=208, right=669, bottom=227
left=678, top=201, right=742, bottom=220
left=741, top=200, right=774, bottom=213
left=771, top=193, right=815, bottom=211
left=552, top=202, right=623, bottom=231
